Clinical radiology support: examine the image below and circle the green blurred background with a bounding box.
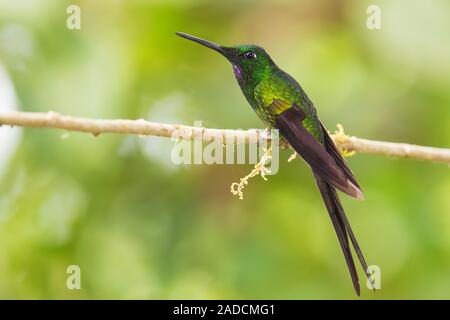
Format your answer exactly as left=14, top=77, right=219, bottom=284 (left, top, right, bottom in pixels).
left=0, top=0, right=449, bottom=299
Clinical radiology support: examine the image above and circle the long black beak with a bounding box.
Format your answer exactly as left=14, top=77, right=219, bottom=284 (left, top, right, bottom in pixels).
left=176, top=32, right=227, bottom=56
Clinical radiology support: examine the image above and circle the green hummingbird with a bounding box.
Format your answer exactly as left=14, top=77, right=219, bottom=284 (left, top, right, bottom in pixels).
left=176, top=32, right=372, bottom=295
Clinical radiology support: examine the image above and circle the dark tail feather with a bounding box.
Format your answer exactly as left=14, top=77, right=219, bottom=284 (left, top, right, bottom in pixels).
left=314, top=174, right=372, bottom=295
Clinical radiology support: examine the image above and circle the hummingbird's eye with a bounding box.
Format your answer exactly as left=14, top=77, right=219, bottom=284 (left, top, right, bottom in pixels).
left=244, top=51, right=256, bottom=59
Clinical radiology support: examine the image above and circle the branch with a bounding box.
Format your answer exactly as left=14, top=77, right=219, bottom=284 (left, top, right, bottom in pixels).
left=1, top=111, right=449, bottom=165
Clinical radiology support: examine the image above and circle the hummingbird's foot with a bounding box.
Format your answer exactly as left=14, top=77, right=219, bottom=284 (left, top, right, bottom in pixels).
left=258, top=127, right=289, bottom=150
left=257, top=127, right=271, bottom=146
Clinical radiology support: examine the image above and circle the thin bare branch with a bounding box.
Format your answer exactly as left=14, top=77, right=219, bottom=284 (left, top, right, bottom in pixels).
left=1, top=111, right=449, bottom=165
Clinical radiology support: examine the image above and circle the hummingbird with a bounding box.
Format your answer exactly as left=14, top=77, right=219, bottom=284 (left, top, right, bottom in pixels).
left=176, top=32, right=372, bottom=295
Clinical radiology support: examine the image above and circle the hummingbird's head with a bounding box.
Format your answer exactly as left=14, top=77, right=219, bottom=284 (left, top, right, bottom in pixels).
left=176, top=32, right=276, bottom=86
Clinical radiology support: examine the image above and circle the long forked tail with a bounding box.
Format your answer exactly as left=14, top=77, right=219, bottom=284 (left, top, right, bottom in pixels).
left=314, top=173, right=372, bottom=296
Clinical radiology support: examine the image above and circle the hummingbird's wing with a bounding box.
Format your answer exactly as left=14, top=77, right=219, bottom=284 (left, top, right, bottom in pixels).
left=273, top=105, right=363, bottom=199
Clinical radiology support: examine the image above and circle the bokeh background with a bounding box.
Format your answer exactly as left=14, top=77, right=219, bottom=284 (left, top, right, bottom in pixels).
left=0, top=0, right=449, bottom=299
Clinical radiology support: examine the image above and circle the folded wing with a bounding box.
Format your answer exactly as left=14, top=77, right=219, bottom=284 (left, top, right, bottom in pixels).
left=275, top=105, right=363, bottom=199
